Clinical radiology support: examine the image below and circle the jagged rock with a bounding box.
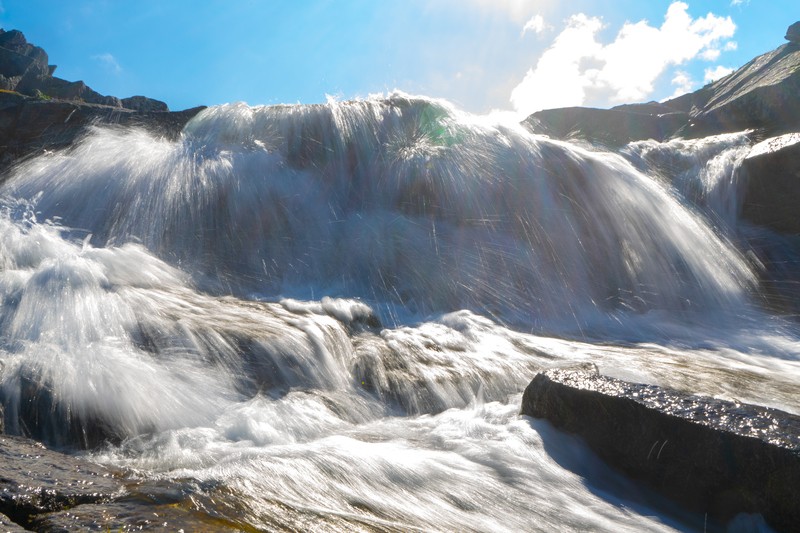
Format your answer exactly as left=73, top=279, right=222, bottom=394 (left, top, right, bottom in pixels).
left=26, top=76, right=120, bottom=107
left=0, top=434, right=122, bottom=528
left=0, top=28, right=121, bottom=108
left=740, top=133, right=800, bottom=235
left=786, top=21, right=800, bottom=43
left=521, top=366, right=800, bottom=532
left=122, top=95, right=168, bottom=112
left=0, top=29, right=49, bottom=95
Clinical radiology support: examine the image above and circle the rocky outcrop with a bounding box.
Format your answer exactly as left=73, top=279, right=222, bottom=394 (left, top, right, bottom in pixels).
left=786, top=21, right=800, bottom=43
left=0, top=28, right=202, bottom=173
left=0, top=28, right=168, bottom=112
left=666, top=41, right=800, bottom=138
left=0, top=92, right=205, bottom=172
left=524, top=22, right=800, bottom=144
left=121, top=95, right=169, bottom=112
left=521, top=366, right=800, bottom=532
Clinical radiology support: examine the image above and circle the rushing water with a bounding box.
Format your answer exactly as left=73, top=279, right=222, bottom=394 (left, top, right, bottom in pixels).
left=0, top=94, right=797, bottom=531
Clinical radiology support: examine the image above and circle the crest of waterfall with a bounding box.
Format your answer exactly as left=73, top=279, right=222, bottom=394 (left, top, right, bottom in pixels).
left=4, top=94, right=756, bottom=328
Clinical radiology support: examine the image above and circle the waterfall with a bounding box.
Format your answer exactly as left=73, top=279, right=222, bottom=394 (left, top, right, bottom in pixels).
left=0, top=94, right=797, bottom=531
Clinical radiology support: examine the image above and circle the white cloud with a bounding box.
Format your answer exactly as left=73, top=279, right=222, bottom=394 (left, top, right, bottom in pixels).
left=466, top=0, right=543, bottom=24
left=522, top=14, right=548, bottom=36
left=704, top=65, right=734, bottom=83
left=667, top=70, right=695, bottom=99
left=93, top=53, right=122, bottom=75
left=510, top=1, right=736, bottom=115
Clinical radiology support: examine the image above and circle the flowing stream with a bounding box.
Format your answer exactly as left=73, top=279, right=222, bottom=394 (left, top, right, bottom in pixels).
left=0, top=94, right=797, bottom=531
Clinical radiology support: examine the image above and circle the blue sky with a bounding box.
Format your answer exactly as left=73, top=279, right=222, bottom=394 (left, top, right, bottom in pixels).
left=0, top=1, right=797, bottom=115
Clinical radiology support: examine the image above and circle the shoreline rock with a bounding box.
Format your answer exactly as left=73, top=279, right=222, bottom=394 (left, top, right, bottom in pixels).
left=521, top=366, right=800, bottom=532
left=0, top=434, right=242, bottom=531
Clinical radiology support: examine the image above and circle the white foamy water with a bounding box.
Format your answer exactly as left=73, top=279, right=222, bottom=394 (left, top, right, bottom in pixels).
left=0, top=94, right=796, bottom=531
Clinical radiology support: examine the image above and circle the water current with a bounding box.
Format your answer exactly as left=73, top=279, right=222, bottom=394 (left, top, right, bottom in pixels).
left=0, top=94, right=797, bottom=531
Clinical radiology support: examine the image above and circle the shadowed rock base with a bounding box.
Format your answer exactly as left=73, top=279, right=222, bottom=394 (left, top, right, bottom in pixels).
left=520, top=365, right=800, bottom=532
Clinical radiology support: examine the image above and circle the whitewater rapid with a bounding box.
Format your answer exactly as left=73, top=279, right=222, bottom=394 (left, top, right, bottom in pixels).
left=0, top=94, right=797, bottom=531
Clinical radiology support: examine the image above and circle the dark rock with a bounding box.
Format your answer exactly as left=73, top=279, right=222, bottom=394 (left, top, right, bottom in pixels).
left=0, top=30, right=27, bottom=50
left=786, top=21, right=800, bottom=43
left=0, top=95, right=205, bottom=174
left=0, top=28, right=122, bottom=110
left=524, top=104, right=687, bottom=147
left=121, top=95, right=168, bottom=112
left=740, top=133, right=800, bottom=235
left=521, top=366, right=800, bottom=532
left=0, top=512, right=28, bottom=532
left=0, top=434, right=122, bottom=528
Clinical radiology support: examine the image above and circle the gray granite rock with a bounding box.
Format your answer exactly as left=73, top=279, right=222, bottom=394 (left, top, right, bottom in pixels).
left=521, top=365, right=800, bottom=532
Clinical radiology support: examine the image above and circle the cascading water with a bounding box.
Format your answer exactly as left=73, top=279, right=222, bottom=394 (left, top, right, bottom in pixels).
left=0, top=93, right=798, bottom=531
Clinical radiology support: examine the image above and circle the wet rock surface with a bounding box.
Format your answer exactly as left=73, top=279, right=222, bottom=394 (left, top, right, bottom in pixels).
left=0, top=434, right=121, bottom=528
left=521, top=366, right=800, bottom=532
left=0, top=435, right=243, bottom=531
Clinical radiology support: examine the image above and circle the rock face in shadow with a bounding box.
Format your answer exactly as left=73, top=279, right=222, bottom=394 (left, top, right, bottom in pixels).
left=0, top=28, right=204, bottom=174
left=520, top=366, right=800, bottom=532
left=740, top=133, right=800, bottom=235
left=0, top=92, right=205, bottom=172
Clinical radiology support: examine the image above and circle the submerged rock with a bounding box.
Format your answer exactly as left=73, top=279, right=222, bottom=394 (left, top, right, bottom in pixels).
left=521, top=366, right=800, bottom=532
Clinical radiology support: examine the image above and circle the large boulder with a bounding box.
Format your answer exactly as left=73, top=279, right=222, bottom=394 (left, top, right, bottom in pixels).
left=521, top=366, right=800, bottom=532
left=740, top=133, right=800, bottom=235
